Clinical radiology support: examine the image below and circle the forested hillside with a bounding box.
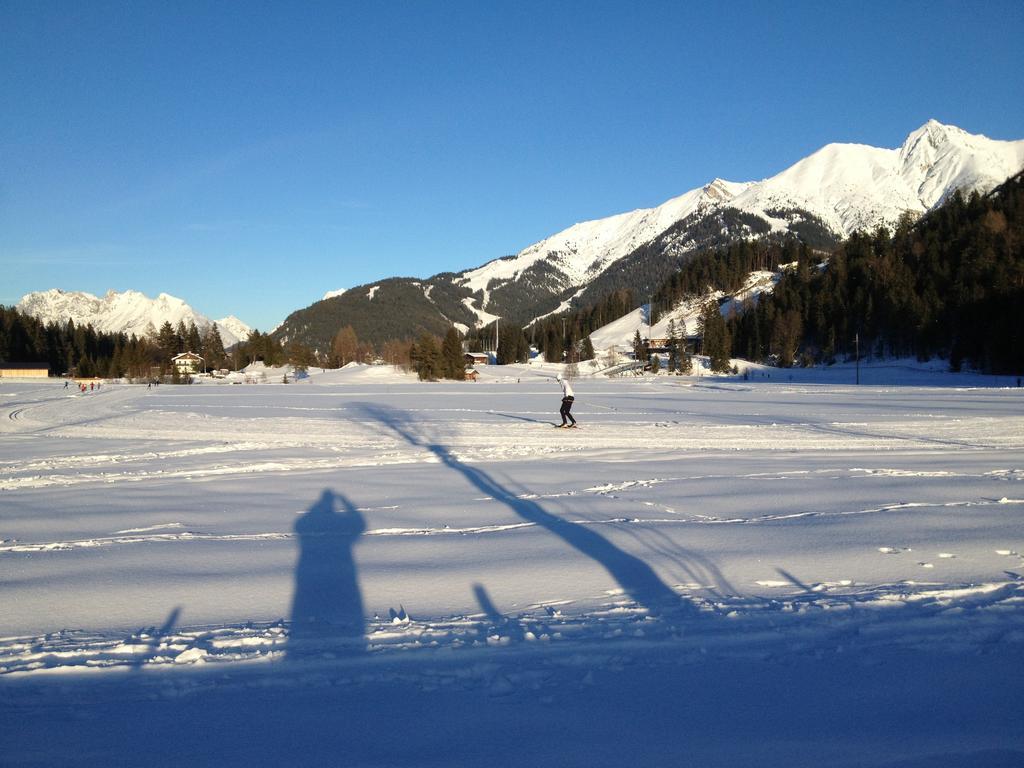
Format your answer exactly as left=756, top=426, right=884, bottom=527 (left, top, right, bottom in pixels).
left=0, top=312, right=234, bottom=378
left=517, top=169, right=1023, bottom=375
left=8, top=172, right=1021, bottom=377
left=272, top=276, right=479, bottom=352
left=728, top=171, right=1024, bottom=373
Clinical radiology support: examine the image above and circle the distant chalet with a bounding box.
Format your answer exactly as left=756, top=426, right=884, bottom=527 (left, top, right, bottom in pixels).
left=171, top=352, right=204, bottom=375
left=0, top=363, right=49, bottom=379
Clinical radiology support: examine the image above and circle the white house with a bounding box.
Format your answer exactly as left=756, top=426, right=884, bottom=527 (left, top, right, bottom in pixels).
left=172, top=352, right=204, bottom=375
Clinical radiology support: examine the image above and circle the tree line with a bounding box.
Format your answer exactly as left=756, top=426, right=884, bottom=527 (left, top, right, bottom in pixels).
left=0, top=311, right=241, bottom=379
left=726, top=172, right=1024, bottom=373
left=518, top=169, right=1022, bottom=376
left=0, top=308, right=156, bottom=378
left=7, top=172, right=1019, bottom=378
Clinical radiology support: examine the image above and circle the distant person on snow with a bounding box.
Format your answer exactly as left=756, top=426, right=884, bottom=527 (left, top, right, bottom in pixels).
left=555, top=374, right=577, bottom=428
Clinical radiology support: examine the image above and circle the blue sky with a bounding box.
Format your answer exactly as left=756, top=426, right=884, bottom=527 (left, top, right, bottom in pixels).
left=2, top=1, right=1022, bottom=331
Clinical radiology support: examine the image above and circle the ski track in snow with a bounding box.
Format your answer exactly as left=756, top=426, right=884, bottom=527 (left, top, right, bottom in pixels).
left=2, top=377, right=1023, bottom=713
left=5, top=497, right=1022, bottom=554
left=3, top=423, right=1021, bottom=491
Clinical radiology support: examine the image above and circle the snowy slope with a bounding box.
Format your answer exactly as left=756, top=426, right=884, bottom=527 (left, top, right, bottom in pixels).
left=268, top=121, right=1019, bottom=350
left=587, top=307, right=649, bottom=353
left=733, top=120, right=1024, bottom=235
left=1, top=376, right=1022, bottom=765
left=588, top=270, right=781, bottom=352
left=274, top=121, right=1022, bottom=351
left=16, top=289, right=252, bottom=347
left=458, top=180, right=749, bottom=298
left=457, top=121, right=1023, bottom=322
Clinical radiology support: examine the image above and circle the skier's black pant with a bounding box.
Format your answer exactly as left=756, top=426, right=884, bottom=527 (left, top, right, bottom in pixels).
left=560, top=396, right=576, bottom=425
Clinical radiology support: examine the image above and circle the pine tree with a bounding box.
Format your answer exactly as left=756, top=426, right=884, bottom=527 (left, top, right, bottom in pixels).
left=497, top=325, right=529, bottom=365
left=156, top=321, right=179, bottom=366
left=580, top=335, right=595, bottom=361
left=632, top=330, right=645, bottom=361
left=285, top=341, right=318, bottom=369
left=413, top=334, right=441, bottom=380
left=107, top=339, right=123, bottom=378
left=442, top=327, right=465, bottom=380
left=544, top=326, right=562, bottom=362
left=666, top=319, right=679, bottom=373
left=185, top=321, right=201, bottom=355
left=239, top=330, right=283, bottom=366
left=680, top=341, right=692, bottom=375
left=700, top=301, right=731, bottom=372
left=175, top=320, right=188, bottom=354
left=202, top=324, right=228, bottom=370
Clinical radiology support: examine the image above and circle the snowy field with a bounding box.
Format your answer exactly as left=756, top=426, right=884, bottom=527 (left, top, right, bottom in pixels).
left=2, top=364, right=1023, bottom=767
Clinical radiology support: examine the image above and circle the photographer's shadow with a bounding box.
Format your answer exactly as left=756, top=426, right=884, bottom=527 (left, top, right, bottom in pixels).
left=288, top=490, right=366, bottom=659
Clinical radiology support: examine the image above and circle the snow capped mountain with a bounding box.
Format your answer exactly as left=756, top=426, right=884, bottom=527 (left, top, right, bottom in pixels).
left=273, top=120, right=1023, bottom=351
left=731, top=120, right=1024, bottom=236
left=212, top=315, right=254, bottom=347
left=457, top=120, right=1023, bottom=324
left=16, top=289, right=252, bottom=347
left=458, top=179, right=751, bottom=300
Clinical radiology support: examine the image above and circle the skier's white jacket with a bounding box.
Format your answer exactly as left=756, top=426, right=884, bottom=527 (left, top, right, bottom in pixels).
left=559, top=378, right=574, bottom=398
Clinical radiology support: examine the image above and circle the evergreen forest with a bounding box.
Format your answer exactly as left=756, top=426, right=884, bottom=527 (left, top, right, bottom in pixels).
left=511, top=169, right=1024, bottom=375
left=3, top=172, right=1022, bottom=378
left=727, top=171, right=1024, bottom=373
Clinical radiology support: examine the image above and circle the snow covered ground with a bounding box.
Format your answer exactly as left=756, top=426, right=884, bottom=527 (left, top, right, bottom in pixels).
left=2, top=366, right=1023, bottom=767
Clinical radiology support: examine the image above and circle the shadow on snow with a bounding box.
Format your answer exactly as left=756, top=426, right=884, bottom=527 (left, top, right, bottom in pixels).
left=287, top=489, right=367, bottom=659
left=352, top=402, right=687, bottom=619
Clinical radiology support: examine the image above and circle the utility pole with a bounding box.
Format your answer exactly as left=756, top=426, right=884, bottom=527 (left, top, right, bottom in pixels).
left=855, top=332, right=860, bottom=385
left=648, top=297, right=654, bottom=341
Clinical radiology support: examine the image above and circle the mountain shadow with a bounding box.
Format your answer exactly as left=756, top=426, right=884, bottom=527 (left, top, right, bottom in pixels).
left=288, top=490, right=366, bottom=658
left=355, top=404, right=684, bottom=618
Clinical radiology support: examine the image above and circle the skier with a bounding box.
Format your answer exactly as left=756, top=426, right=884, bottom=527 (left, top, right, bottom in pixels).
left=555, top=374, right=577, bottom=428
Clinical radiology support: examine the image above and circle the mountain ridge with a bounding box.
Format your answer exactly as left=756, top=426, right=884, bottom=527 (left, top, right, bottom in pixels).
left=15, top=289, right=253, bottom=348
left=14, top=121, right=1022, bottom=353
left=272, top=120, right=1023, bottom=350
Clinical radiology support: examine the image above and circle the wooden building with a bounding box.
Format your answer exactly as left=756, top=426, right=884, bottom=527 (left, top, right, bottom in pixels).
left=0, top=363, right=49, bottom=379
